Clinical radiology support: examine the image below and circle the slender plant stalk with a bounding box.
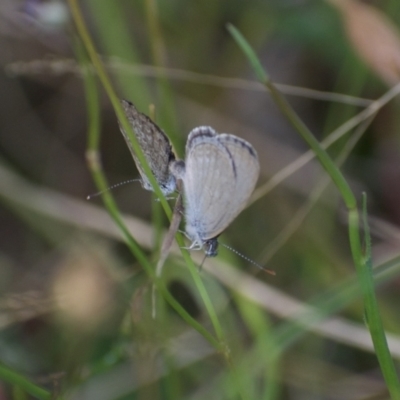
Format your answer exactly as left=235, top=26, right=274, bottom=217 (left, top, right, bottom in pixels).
left=67, top=7, right=248, bottom=396
left=144, top=0, right=179, bottom=143
left=259, top=116, right=374, bottom=265
left=75, top=34, right=221, bottom=350
left=361, top=194, right=400, bottom=393
left=67, top=0, right=172, bottom=216
left=227, top=23, right=400, bottom=399
left=84, top=0, right=151, bottom=107
left=234, top=294, right=281, bottom=399
left=0, top=363, right=53, bottom=400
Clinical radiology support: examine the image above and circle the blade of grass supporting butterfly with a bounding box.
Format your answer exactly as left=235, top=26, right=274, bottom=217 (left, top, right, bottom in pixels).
left=75, top=37, right=150, bottom=271
left=69, top=6, right=279, bottom=397
left=73, top=32, right=220, bottom=351
left=68, top=0, right=172, bottom=215
left=67, top=1, right=241, bottom=371
left=227, top=23, right=400, bottom=398
left=152, top=191, right=184, bottom=318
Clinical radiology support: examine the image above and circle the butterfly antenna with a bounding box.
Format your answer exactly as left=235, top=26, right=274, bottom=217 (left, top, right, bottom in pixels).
left=219, top=243, right=276, bottom=276
left=86, top=179, right=141, bottom=200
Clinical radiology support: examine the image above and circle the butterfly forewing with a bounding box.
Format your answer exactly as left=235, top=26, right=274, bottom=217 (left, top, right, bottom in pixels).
left=118, top=100, right=176, bottom=195
left=211, top=134, right=260, bottom=235
left=182, top=126, right=259, bottom=247
left=184, top=130, right=236, bottom=242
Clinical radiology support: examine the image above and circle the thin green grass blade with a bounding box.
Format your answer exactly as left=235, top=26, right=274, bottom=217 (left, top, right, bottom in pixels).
left=0, top=363, right=52, bottom=400
left=68, top=1, right=232, bottom=358
left=234, top=294, right=282, bottom=400
left=226, top=23, right=269, bottom=83
left=361, top=195, right=400, bottom=399
left=85, top=0, right=151, bottom=107
left=227, top=23, right=400, bottom=398
left=276, top=253, right=400, bottom=354
left=68, top=0, right=171, bottom=216
left=227, top=23, right=356, bottom=210
left=75, top=35, right=220, bottom=351
left=144, top=0, right=179, bottom=147
left=234, top=254, right=400, bottom=392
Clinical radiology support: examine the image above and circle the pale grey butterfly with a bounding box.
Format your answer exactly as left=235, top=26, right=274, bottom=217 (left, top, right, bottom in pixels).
left=118, top=100, right=177, bottom=195
left=171, top=126, right=260, bottom=257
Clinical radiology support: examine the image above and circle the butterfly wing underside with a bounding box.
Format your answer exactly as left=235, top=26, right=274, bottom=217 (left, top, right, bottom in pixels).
left=183, top=127, right=259, bottom=244
left=214, top=133, right=260, bottom=235
left=118, top=100, right=176, bottom=195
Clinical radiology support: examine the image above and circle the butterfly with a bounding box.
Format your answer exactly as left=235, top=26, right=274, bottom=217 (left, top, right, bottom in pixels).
left=170, top=126, right=260, bottom=256
left=118, top=100, right=177, bottom=195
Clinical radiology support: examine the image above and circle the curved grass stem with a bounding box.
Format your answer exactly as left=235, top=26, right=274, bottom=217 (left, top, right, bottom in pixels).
left=227, top=22, right=400, bottom=399
left=68, top=3, right=241, bottom=393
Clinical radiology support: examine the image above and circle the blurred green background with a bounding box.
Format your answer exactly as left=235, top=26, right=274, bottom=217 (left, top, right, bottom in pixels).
left=1, top=0, right=400, bottom=399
